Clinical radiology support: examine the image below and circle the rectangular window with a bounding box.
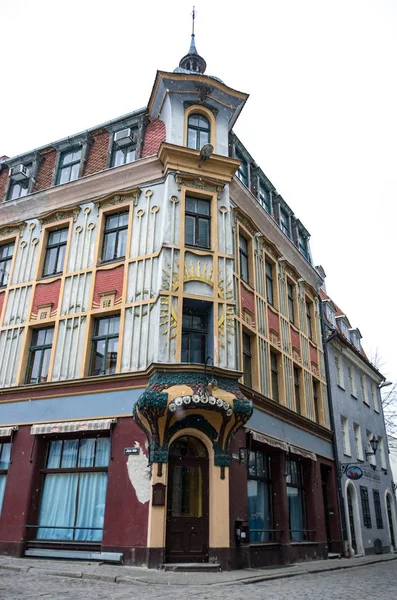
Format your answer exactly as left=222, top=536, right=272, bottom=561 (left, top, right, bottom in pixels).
left=270, top=351, right=279, bottom=403
left=185, top=197, right=210, bottom=249
left=236, top=151, right=249, bottom=187
left=361, top=374, right=369, bottom=405
left=26, top=327, right=54, bottom=384
left=287, top=282, right=295, bottom=324
left=360, top=486, right=372, bottom=528
left=279, top=207, right=291, bottom=238
left=335, top=354, right=344, bottom=389
left=42, top=229, right=68, bottom=277
left=348, top=365, right=357, bottom=397
left=294, top=367, right=301, bottom=414
left=372, top=383, right=379, bottom=412
left=286, top=459, right=306, bottom=541
left=0, top=242, right=14, bottom=287
left=265, top=260, right=274, bottom=306
left=56, top=148, right=82, bottom=185
left=353, top=423, right=363, bottom=460
left=36, top=437, right=110, bottom=541
left=239, top=235, right=249, bottom=283
left=7, top=164, right=31, bottom=201
left=111, top=132, right=136, bottom=167
left=298, top=232, right=309, bottom=261
left=242, top=332, right=252, bottom=388
left=0, top=442, right=11, bottom=515
left=101, top=211, right=128, bottom=263
left=312, top=379, right=320, bottom=423
left=373, top=490, right=384, bottom=529
left=258, top=183, right=272, bottom=214
left=341, top=415, right=351, bottom=456
left=306, top=299, right=313, bottom=340
left=90, top=316, right=120, bottom=376
left=366, top=431, right=376, bottom=467
left=248, top=450, right=273, bottom=542
left=181, top=305, right=208, bottom=364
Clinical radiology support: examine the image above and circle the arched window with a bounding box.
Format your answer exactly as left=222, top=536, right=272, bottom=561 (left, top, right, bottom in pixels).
left=187, top=114, right=210, bottom=150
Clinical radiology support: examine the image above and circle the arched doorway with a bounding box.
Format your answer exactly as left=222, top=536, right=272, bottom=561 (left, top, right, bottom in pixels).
left=386, top=493, right=396, bottom=551
left=345, top=482, right=363, bottom=556
left=165, top=436, right=209, bottom=563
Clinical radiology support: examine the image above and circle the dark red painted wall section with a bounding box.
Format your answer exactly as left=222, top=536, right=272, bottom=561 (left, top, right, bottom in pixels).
left=102, top=418, right=149, bottom=557
left=240, top=284, right=256, bottom=325
left=309, top=343, right=318, bottom=366
left=290, top=326, right=300, bottom=353
left=141, top=119, right=166, bottom=158
left=32, top=279, right=62, bottom=315
left=93, top=265, right=124, bottom=306
left=0, top=291, right=5, bottom=321
left=267, top=306, right=280, bottom=336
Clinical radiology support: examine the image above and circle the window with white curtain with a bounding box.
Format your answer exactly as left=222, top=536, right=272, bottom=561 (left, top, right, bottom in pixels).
left=36, top=437, right=110, bottom=541
left=248, top=450, right=273, bottom=542
left=341, top=416, right=351, bottom=456
left=0, top=442, right=11, bottom=515
left=286, top=459, right=306, bottom=541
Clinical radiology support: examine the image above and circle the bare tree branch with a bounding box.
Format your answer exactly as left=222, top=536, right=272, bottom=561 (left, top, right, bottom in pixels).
left=382, top=383, right=397, bottom=436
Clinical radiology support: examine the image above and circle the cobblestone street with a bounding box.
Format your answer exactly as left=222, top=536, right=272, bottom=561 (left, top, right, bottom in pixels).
left=1, top=560, right=397, bottom=600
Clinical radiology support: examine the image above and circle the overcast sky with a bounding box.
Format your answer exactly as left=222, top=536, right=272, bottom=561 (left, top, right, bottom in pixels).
left=1, top=0, right=396, bottom=383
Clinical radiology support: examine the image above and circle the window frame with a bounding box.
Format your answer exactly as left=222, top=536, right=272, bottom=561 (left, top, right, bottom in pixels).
left=360, top=485, right=372, bottom=529
left=184, top=196, right=211, bottom=250
left=0, top=441, right=11, bottom=515
left=25, top=326, right=55, bottom=385
left=373, top=490, right=384, bottom=529
left=101, top=210, right=129, bottom=264
left=0, top=241, right=15, bottom=288
left=242, top=331, right=252, bottom=388
left=265, top=259, right=274, bottom=306
left=236, top=150, right=249, bottom=187
left=181, top=303, right=209, bottom=364
left=187, top=113, right=211, bottom=150
left=7, top=167, right=31, bottom=201
left=89, top=315, right=120, bottom=376
left=305, top=298, right=313, bottom=340
left=42, top=228, right=69, bottom=278
left=312, top=378, right=320, bottom=423
left=270, top=350, right=280, bottom=403
left=258, top=182, right=272, bottom=214
left=293, top=366, right=302, bottom=415
left=239, top=234, right=250, bottom=283
left=341, top=415, right=351, bottom=456
left=56, top=147, right=82, bottom=185
left=353, top=423, right=363, bottom=460
left=287, top=281, right=295, bottom=324
left=279, top=206, right=291, bottom=238
left=286, top=459, right=307, bottom=541
left=248, top=449, right=273, bottom=542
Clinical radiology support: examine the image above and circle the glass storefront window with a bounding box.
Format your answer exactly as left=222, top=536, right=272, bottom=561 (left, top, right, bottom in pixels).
left=286, top=459, right=306, bottom=541
left=0, top=442, right=11, bottom=515
left=248, top=450, right=273, bottom=542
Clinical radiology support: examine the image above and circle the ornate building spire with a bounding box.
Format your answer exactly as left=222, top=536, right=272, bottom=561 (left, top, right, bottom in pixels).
left=176, top=7, right=207, bottom=74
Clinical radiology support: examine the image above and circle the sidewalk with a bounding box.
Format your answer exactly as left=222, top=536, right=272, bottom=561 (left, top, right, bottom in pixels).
left=0, top=553, right=396, bottom=587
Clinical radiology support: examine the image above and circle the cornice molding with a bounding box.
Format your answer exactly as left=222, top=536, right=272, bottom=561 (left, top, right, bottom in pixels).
left=94, top=187, right=142, bottom=209
left=40, top=206, right=80, bottom=226
left=0, top=221, right=26, bottom=239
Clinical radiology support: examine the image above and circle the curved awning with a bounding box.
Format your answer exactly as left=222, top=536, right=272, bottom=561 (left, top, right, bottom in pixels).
left=30, top=419, right=116, bottom=435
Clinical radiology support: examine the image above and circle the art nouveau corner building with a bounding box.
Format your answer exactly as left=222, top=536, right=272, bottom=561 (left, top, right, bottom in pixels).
left=0, top=37, right=342, bottom=569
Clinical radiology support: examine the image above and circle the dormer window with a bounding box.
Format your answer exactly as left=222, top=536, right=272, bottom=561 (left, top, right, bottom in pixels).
left=236, top=150, right=249, bottom=187
left=7, top=164, right=31, bottom=201
left=111, top=128, right=136, bottom=167
left=279, top=207, right=291, bottom=238
left=298, top=231, right=309, bottom=261
left=339, top=320, right=349, bottom=338
left=325, top=303, right=336, bottom=326
left=187, top=114, right=210, bottom=150
left=56, top=148, right=82, bottom=185
left=259, top=182, right=272, bottom=214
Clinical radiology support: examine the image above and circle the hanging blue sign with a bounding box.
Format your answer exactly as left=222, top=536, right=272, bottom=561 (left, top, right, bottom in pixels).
left=346, top=466, right=363, bottom=480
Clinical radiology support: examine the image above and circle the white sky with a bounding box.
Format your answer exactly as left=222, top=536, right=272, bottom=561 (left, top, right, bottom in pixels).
left=1, top=0, right=396, bottom=382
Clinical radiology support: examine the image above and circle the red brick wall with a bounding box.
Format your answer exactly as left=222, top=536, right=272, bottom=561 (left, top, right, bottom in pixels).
left=0, top=168, right=8, bottom=202
left=141, top=119, right=166, bottom=158
left=32, top=279, right=62, bottom=314
left=267, top=306, right=279, bottom=335
left=93, top=265, right=124, bottom=305
left=34, top=148, right=57, bottom=192
left=84, top=129, right=110, bottom=176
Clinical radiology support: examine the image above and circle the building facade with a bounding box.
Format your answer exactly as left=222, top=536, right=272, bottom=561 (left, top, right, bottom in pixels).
left=321, top=290, right=397, bottom=556
left=0, top=34, right=342, bottom=568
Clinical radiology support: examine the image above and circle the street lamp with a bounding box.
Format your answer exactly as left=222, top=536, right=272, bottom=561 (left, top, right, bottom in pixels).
left=366, top=436, right=379, bottom=460
left=379, top=381, right=393, bottom=389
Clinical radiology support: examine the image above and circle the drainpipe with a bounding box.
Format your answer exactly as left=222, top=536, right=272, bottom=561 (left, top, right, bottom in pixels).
left=319, top=301, right=349, bottom=555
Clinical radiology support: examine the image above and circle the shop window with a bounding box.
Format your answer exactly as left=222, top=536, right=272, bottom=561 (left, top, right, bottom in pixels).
left=42, top=228, right=68, bottom=277
left=294, top=367, right=302, bottom=415
left=101, top=211, right=129, bottom=263
left=26, top=327, right=54, bottom=384
left=373, top=490, right=383, bottom=529
left=187, top=114, right=210, bottom=150
left=239, top=235, right=249, bottom=283
left=90, top=315, right=120, bottom=376
left=0, top=242, right=14, bottom=287
left=185, top=196, right=210, bottom=249
left=265, top=260, right=274, bottom=306
left=286, top=459, right=307, bottom=541
left=360, top=486, right=372, bottom=529
left=242, top=332, right=252, bottom=388
left=181, top=301, right=211, bottom=364
left=287, top=282, right=295, bottom=324
left=0, top=442, right=11, bottom=515
left=248, top=450, right=273, bottom=542
left=270, top=351, right=279, bottom=403
left=56, top=148, right=82, bottom=185
left=36, top=437, right=110, bottom=541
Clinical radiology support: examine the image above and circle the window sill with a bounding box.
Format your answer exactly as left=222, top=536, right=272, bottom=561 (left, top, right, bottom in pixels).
left=40, top=272, right=63, bottom=280
left=343, top=452, right=352, bottom=458
left=99, top=257, right=125, bottom=267
left=351, top=394, right=358, bottom=400
left=185, top=244, right=213, bottom=253
left=337, top=384, right=346, bottom=391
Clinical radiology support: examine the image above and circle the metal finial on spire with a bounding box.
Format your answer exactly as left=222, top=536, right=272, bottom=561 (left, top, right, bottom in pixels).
left=176, top=5, right=207, bottom=74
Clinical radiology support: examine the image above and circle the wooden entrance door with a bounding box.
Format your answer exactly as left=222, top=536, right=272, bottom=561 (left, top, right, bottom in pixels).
left=166, top=436, right=209, bottom=563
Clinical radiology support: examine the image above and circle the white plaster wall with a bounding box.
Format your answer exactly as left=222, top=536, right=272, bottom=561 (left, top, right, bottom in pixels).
left=67, top=202, right=96, bottom=272
left=0, top=327, right=24, bottom=387
left=3, top=285, right=32, bottom=326
left=12, top=219, right=40, bottom=284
